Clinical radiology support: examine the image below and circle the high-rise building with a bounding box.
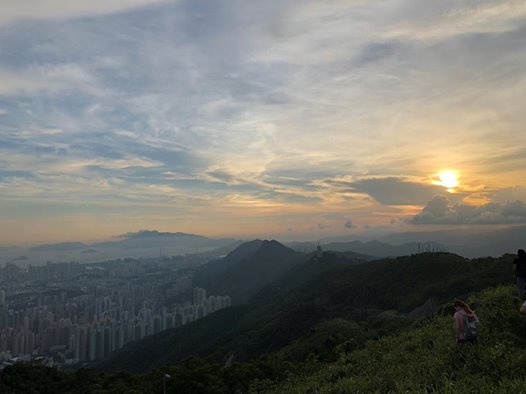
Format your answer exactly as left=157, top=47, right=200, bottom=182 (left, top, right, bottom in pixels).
left=88, top=329, right=97, bottom=361
left=193, top=287, right=206, bottom=306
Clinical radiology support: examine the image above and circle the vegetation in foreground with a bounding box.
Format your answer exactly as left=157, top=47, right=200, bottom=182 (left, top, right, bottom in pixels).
left=99, top=252, right=514, bottom=372
left=272, top=285, right=526, bottom=393
left=1, top=285, right=526, bottom=393
left=0, top=252, right=523, bottom=393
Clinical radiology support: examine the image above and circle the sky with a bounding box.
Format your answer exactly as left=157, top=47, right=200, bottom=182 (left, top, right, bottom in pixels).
left=1, top=0, right=526, bottom=245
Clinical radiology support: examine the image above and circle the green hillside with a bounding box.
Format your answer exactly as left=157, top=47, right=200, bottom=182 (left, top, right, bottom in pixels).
left=98, top=252, right=514, bottom=373
left=272, top=285, right=526, bottom=393
left=2, top=285, right=525, bottom=393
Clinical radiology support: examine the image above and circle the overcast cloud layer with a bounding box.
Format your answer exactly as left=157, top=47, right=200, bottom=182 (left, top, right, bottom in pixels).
left=1, top=0, right=526, bottom=244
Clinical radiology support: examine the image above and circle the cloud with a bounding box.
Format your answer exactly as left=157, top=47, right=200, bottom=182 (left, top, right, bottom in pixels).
left=0, top=64, right=104, bottom=97
left=0, top=0, right=170, bottom=26
left=308, top=223, right=330, bottom=232
left=410, top=195, right=526, bottom=224
left=501, top=200, right=526, bottom=218
left=379, top=0, right=526, bottom=41
left=344, top=220, right=355, bottom=229
left=1, top=0, right=526, bottom=243
left=490, top=187, right=526, bottom=203
left=345, top=177, right=452, bottom=206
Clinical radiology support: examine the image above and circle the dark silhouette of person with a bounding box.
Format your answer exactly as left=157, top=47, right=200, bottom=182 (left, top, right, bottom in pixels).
left=513, top=249, right=526, bottom=299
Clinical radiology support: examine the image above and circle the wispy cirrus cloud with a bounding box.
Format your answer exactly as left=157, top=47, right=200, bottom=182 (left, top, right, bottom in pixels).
left=0, top=0, right=171, bottom=26
left=0, top=63, right=104, bottom=96
left=0, top=0, right=525, bottom=243
left=383, top=0, right=526, bottom=40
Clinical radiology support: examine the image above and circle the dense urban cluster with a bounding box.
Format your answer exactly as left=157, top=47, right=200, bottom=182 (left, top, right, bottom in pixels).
left=0, top=258, right=230, bottom=369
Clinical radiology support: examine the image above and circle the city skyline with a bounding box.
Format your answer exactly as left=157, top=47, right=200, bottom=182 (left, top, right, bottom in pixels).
left=1, top=0, right=526, bottom=245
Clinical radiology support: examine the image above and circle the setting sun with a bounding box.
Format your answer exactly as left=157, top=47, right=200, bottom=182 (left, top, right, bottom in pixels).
left=434, top=170, right=459, bottom=190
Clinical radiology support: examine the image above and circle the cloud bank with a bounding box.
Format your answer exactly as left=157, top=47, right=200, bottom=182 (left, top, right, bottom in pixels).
left=0, top=0, right=171, bottom=26
left=0, top=0, right=525, bottom=243
left=410, top=195, right=526, bottom=225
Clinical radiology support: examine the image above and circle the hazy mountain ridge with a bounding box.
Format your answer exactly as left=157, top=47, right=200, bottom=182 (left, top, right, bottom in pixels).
left=4, top=225, right=526, bottom=266
left=195, top=239, right=265, bottom=282
left=30, top=231, right=238, bottom=251
left=286, top=225, right=526, bottom=258
left=1, top=231, right=242, bottom=266
left=290, top=241, right=418, bottom=260
left=380, top=225, right=526, bottom=257
left=30, top=242, right=88, bottom=252
left=196, top=240, right=308, bottom=303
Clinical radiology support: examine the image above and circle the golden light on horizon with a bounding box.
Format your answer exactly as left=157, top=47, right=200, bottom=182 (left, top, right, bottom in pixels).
left=433, top=170, right=459, bottom=191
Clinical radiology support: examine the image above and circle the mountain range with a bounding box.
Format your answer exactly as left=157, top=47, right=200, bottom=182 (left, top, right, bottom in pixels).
left=379, top=224, right=526, bottom=257
left=0, top=237, right=521, bottom=392
left=4, top=224, right=526, bottom=267
left=1, top=231, right=241, bottom=266
left=31, top=231, right=237, bottom=251
left=287, top=239, right=422, bottom=257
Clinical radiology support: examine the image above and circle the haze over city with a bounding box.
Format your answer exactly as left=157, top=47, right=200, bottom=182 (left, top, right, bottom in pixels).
left=1, top=0, right=526, bottom=246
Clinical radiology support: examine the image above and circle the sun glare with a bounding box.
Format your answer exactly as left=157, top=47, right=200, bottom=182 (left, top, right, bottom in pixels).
left=434, top=170, right=459, bottom=190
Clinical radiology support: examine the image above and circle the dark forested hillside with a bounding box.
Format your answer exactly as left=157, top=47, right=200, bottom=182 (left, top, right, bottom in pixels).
left=3, top=285, right=525, bottom=393
left=195, top=240, right=265, bottom=282
left=97, top=252, right=514, bottom=373
left=288, top=239, right=420, bottom=257
left=195, top=240, right=308, bottom=303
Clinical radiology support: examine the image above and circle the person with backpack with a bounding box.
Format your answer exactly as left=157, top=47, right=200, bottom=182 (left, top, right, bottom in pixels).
left=513, top=249, right=526, bottom=299
left=453, top=300, right=479, bottom=344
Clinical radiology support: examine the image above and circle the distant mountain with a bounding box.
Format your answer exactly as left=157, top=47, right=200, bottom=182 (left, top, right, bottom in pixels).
left=289, top=226, right=526, bottom=258
left=197, top=240, right=245, bottom=259
left=443, top=225, right=526, bottom=257
left=30, top=242, right=88, bottom=252
left=17, top=231, right=241, bottom=265
left=288, top=240, right=419, bottom=258
left=325, top=240, right=419, bottom=257
left=0, top=245, right=19, bottom=252
left=12, top=255, right=29, bottom=261
left=92, top=230, right=237, bottom=250
left=196, top=240, right=308, bottom=303
left=28, top=231, right=238, bottom=253
left=380, top=225, right=526, bottom=257
left=196, top=239, right=264, bottom=282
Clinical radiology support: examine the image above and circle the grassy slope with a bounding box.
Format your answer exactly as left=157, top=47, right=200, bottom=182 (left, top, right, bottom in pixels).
left=3, top=286, right=526, bottom=393
left=271, top=285, right=526, bottom=393
left=99, top=253, right=514, bottom=373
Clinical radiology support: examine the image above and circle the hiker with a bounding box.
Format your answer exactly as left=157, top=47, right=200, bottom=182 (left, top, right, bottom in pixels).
left=453, top=300, right=479, bottom=344
left=513, top=249, right=526, bottom=299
